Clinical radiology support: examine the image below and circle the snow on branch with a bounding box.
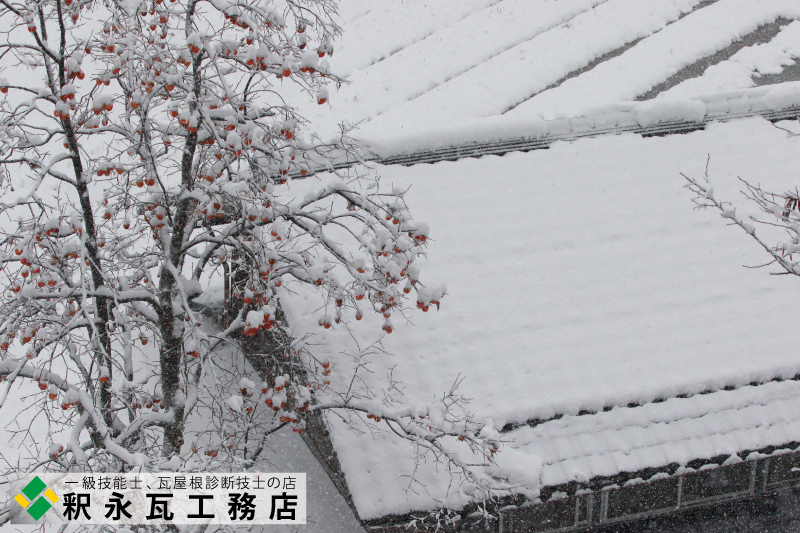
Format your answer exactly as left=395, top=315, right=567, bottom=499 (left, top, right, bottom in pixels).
left=683, top=165, right=800, bottom=277
left=0, top=0, right=496, bottom=511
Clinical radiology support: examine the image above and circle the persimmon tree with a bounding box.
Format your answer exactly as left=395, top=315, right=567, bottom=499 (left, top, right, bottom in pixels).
left=0, top=0, right=501, bottom=514
left=683, top=159, right=800, bottom=277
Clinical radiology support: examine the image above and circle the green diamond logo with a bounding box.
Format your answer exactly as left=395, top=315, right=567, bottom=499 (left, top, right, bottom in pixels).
left=14, top=476, right=59, bottom=521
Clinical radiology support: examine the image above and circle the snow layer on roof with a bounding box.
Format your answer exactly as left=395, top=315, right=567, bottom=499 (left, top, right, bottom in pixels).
left=508, top=379, right=800, bottom=488
left=362, top=82, right=800, bottom=157
left=658, top=20, right=800, bottom=99
left=359, top=0, right=705, bottom=131
left=330, top=0, right=609, bottom=124
left=333, top=0, right=500, bottom=77
left=506, top=0, right=800, bottom=120
left=303, top=0, right=800, bottom=141
left=280, top=118, right=800, bottom=518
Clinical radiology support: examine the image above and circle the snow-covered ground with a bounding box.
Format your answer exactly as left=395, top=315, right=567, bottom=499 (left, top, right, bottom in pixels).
left=281, top=117, right=800, bottom=519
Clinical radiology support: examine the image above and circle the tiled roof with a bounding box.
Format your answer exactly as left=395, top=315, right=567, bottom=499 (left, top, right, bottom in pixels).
left=507, top=380, right=800, bottom=490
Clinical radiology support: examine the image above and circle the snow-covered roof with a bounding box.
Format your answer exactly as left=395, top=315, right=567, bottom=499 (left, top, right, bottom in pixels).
left=513, top=379, right=800, bottom=491
left=280, top=0, right=800, bottom=521
left=299, top=0, right=800, bottom=144
left=366, top=82, right=800, bottom=161
left=281, top=118, right=800, bottom=519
